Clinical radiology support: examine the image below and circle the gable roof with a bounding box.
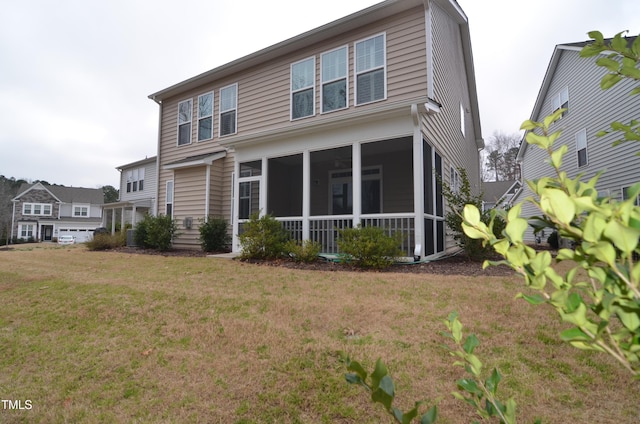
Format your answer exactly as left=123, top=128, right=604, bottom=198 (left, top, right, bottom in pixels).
left=147, top=0, right=482, bottom=150
left=482, top=180, right=522, bottom=204
left=14, top=182, right=104, bottom=205
left=516, top=35, right=638, bottom=161
left=116, top=156, right=157, bottom=171
left=148, top=0, right=473, bottom=101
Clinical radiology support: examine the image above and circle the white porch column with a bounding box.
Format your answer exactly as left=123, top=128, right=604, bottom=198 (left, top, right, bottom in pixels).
left=260, top=157, right=268, bottom=217
left=132, top=205, right=137, bottom=227
left=352, top=142, right=362, bottom=228
left=110, top=209, right=116, bottom=234
left=411, top=104, right=425, bottom=259
left=120, top=206, right=125, bottom=232
left=302, top=150, right=310, bottom=241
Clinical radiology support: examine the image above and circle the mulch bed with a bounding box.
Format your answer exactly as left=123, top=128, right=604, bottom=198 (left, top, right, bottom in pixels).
left=112, top=246, right=516, bottom=277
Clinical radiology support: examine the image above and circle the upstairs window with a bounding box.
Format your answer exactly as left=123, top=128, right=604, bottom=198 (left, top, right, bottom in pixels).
left=177, top=99, right=192, bottom=145
left=126, top=167, right=145, bottom=193
left=197, top=92, right=214, bottom=141
left=321, top=46, right=348, bottom=113
left=576, top=129, right=588, bottom=167
left=355, top=33, right=386, bottom=105
left=552, top=86, right=569, bottom=118
left=291, top=57, right=315, bottom=119
left=220, top=84, right=237, bottom=136
left=73, top=204, right=89, bottom=217
left=23, top=203, right=52, bottom=216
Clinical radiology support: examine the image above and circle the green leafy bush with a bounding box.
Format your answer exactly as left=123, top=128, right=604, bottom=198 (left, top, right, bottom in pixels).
left=338, top=225, right=402, bottom=269
left=239, top=212, right=290, bottom=260
left=286, top=239, right=321, bottom=263
left=134, top=214, right=178, bottom=251
left=199, top=217, right=230, bottom=252
left=343, top=312, right=522, bottom=424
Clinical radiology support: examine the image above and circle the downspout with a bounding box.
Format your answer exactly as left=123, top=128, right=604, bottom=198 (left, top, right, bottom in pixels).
left=150, top=96, right=162, bottom=217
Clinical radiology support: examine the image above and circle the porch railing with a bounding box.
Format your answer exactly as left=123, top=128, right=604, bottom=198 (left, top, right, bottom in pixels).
left=274, top=214, right=415, bottom=256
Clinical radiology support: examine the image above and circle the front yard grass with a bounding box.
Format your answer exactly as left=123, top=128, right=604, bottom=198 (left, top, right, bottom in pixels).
left=0, top=244, right=637, bottom=423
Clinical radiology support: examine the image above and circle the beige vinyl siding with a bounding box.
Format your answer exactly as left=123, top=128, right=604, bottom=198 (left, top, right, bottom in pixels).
left=519, top=48, right=640, bottom=241
left=425, top=2, right=480, bottom=188
left=172, top=166, right=207, bottom=248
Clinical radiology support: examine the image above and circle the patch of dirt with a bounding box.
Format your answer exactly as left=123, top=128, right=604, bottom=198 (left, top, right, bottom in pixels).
left=111, top=246, right=515, bottom=276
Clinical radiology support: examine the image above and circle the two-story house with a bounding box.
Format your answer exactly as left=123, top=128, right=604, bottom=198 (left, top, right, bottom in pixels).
left=516, top=36, right=640, bottom=242
left=11, top=182, right=103, bottom=243
left=148, top=0, right=484, bottom=259
left=102, top=156, right=158, bottom=233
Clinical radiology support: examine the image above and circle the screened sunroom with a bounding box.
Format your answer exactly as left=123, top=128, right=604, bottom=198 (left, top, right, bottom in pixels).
left=234, top=135, right=446, bottom=259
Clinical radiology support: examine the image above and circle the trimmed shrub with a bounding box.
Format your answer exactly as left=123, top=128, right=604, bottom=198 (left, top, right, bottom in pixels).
left=86, top=232, right=125, bottom=251
left=338, top=225, right=403, bottom=269
left=286, top=239, right=321, bottom=263
left=134, top=214, right=178, bottom=251
left=199, top=217, right=231, bottom=252
left=239, top=213, right=289, bottom=260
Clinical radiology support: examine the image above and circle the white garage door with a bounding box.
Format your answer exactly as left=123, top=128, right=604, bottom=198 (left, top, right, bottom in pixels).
left=57, top=228, right=93, bottom=243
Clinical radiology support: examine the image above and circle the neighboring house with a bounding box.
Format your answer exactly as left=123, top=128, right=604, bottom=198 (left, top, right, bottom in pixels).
left=516, top=36, right=640, bottom=241
left=147, top=0, right=484, bottom=259
left=11, top=183, right=103, bottom=243
left=482, top=180, right=522, bottom=212
left=102, top=156, right=158, bottom=233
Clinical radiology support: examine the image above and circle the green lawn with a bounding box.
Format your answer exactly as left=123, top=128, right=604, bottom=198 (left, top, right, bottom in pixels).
left=0, top=244, right=637, bottom=423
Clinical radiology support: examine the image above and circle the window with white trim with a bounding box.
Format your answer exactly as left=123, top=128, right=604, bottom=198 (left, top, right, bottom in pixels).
left=166, top=180, right=174, bottom=217
left=220, top=84, right=237, bottom=136
left=197, top=92, right=214, bottom=141
left=73, top=204, right=89, bottom=217
left=291, top=57, right=315, bottom=119
left=552, top=86, right=569, bottom=118
left=126, top=167, right=145, bottom=193
left=355, top=33, right=386, bottom=105
left=177, top=99, right=192, bottom=145
left=22, top=203, right=52, bottom=216
left=20, top=224, right=35, bottom=238
left=576, top=128, right=588, bottom=167
left=321, top=46, right=348, bottom=113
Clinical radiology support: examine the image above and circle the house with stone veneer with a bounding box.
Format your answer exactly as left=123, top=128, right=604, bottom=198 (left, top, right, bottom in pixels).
left=148, top=0, right=484, bottom=259
left=11, top=182, right=103, bottom=243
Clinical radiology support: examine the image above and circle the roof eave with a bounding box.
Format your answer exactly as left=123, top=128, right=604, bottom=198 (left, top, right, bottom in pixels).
left=148, top=0, right=425, bottom=102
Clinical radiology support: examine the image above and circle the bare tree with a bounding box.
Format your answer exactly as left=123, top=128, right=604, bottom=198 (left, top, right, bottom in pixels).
left=482, top=131, right=522, bottom=181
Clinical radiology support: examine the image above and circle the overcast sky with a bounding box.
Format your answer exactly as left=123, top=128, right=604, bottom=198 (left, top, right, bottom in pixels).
left=1, top=0, right=638, bottom=188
